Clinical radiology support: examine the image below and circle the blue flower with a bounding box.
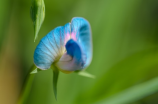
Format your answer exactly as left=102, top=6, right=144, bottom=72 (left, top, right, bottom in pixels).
left=34, top=17, right=92, bottom=73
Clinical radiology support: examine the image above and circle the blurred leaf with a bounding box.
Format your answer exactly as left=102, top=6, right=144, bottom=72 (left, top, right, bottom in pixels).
left=95, top=76, right=158, bottom=104
left=51, top=65, right=59, bottom=100
left=74, top=49, right=158, bottom=104
left=30, top=0, right=45, bottom=42
left=76, top=71, right=95, bottom=79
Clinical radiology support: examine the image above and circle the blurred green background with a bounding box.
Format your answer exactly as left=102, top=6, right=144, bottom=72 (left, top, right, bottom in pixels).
left=1, top=0, right=158, bottom=104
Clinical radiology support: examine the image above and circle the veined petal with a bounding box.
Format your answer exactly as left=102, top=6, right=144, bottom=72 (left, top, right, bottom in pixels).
left=71, top=17, right=92, bottom=69
left=34, top=23, right=71, bottom=70
left=56, top=39, right=84, bottom=73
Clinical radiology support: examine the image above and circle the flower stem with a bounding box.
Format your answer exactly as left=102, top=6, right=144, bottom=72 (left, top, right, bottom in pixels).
left=51, top=65, right=59, bottom=100
left=18, top=64, right=36, bottom=104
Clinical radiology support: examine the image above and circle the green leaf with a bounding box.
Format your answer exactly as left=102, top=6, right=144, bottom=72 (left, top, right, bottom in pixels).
left=76, top=71, right=95, bottom=79
left=51, top=65, right=59, bottom=100
left=74, top=49, right=158, bottom=104
left=30, top=0, right=45, bottom=42
left=95, top=77, right=158, bottom=104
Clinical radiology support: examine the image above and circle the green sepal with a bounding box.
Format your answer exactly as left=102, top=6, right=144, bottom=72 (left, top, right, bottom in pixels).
left=30, top=0, right=45, bottom=42
left=75, top=71, right=95, bottom=79
left=30, top=67, right=41, bottom=74
left=51, top=65, right=59, bottom=100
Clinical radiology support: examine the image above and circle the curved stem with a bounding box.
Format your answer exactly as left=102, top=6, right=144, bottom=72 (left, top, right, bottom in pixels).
left=18, top=64, right=36, bottom=104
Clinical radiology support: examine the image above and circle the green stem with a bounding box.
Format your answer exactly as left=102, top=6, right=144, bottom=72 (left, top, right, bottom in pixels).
left=18, top=64, right=36, bottom=104
left=51, top=65, right=59, bottom=100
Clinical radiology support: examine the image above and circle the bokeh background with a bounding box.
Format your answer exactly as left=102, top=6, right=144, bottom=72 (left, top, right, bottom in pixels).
left=1, top=0, right=158, bottom=104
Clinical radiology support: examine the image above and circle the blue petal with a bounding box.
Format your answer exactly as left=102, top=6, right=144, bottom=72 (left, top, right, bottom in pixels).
left=34, top=23, right=71, bottom=70
left=55, top=39, right=84, bottom=72
left=66, top=39, right=83, bottom=64
left=34, top=17, right=92, bottom=71
left=71, top=17, right=92, bottom=69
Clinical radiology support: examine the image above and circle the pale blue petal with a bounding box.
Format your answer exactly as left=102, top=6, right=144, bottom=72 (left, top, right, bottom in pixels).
left=71, top=17, right=92, bottom=69
left=34, top=23, right=71, bottom=70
